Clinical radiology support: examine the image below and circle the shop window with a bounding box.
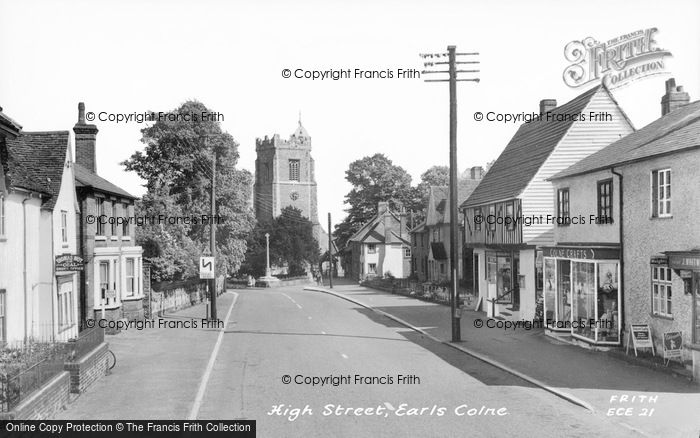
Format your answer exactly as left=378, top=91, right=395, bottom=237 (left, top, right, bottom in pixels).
left=652, top=266, right=672, bottom=317
left=651, top=169, right=671, bottom=217
left=289, top=159, right=300, bottom=181
left=557, top=188, right=570, bottom=226
left=544, top=258, right=556, bottom=323
left=597, top=179, right=613, bottom=223
left=474, top=207, right=482, bottom=231
left=572, top=261, right=595, bottom=340
left=367, top=244, right=376, bottom=254
left=597, top=262, right=619, bottom=342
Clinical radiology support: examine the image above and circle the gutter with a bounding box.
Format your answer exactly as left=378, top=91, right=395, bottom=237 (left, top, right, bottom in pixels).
left=22, top=196, right=29, bottom=342
left=610, top=167, right=625, bottom=339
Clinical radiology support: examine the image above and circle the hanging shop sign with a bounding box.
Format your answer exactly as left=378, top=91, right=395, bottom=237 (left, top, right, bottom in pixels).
left=55, top=254, right=84, bottom=272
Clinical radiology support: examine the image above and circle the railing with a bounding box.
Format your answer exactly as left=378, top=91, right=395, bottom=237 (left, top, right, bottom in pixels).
left=0, top=343, right=67, bottom=413
left=66, top=328, right=104, bottom=361
left=487, top=287, right=514, bottom=316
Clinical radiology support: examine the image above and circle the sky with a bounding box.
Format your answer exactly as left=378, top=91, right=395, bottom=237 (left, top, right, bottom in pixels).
left=1, top=0, right=699, bottom=229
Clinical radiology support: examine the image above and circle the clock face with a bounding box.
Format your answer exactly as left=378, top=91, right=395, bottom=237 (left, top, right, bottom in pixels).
left=290, top=191, right=299, bottom=201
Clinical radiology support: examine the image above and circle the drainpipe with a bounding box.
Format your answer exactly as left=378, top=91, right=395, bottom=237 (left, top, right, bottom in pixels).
left=611, top=167, right=624, bottom=343
left=22, top=196, right=29, bottom=342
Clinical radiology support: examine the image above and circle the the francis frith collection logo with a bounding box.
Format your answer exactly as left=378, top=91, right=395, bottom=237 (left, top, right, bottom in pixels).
left=563, top=28, right=672, bottom=89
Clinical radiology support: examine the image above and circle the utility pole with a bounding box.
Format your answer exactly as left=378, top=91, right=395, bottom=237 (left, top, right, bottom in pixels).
left=421, top=45, right=479, bottom=342
left=328, top=213, right=333, bottom=289
left=265, top=232, right=271, bottom=277
left=210, top=144, right=217, bottom=321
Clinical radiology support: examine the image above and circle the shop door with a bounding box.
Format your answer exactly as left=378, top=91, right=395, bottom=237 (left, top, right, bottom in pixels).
left=512, top=254, right=520, bottom=309
left=496, top=255, right=512, bottom=304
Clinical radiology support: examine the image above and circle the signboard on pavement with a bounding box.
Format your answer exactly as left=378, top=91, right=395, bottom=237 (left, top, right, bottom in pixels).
left=199, top=257, right=215, bottom=279
left=662, top=331, right=683, bottom=365
left=627, top=324, right=655, bottom=357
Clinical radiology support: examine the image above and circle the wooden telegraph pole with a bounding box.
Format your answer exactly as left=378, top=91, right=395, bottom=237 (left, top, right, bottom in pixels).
left=421, top=46, right=479, bottom=342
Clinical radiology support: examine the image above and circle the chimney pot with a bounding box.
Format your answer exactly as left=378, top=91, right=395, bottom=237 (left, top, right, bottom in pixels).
left=78, top=102, right=85, bottom=124
left=661, top=78, right=690, bottom=116
left=73, top=102, right=98, bottom=173
left=539, top=99, right=557, bottom=114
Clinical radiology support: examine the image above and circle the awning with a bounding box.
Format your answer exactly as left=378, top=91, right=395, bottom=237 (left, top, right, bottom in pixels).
left=664, top=250, right=700, bottom=270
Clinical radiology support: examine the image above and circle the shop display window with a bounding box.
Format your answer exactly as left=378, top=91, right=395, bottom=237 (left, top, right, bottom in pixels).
left=572, top=262, right=595, bottom=340
left=544, top=258, right=556, bottom=322
left=597, top=262, right=619, bottom=342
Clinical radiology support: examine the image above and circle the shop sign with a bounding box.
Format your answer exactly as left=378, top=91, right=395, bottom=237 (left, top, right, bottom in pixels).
left=662, top=331, right=683, bottom=364
left=55, top=254, right=84, bottom=272
left=542, top=246, right=619, bottom=260
left=627, top=324, right=655, bottom=357
left=668, top=254, right=700, bottom=270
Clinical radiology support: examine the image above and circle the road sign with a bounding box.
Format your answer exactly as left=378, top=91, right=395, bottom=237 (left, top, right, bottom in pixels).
left=199, top=257, right=215, bottom=279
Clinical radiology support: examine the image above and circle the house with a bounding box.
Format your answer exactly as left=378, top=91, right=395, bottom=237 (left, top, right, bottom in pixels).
left=461, top=85, right=634, bottom=320
left=346, top=202, right=411, bottom=280
left=550, top=79, right=700, bottom=379
left=72, top=103, right=144, bottom=325
left=421, top=177, right=481, bottom=284
left=410, top=221, right=428, bottom=281
left=0, top=108, right=81, bottom=344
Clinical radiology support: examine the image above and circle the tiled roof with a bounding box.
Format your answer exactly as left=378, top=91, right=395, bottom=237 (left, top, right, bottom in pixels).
left=0, top=108, right=22, bottom=136
left=462, top=85, right=603, bottom=208
left=74, top=162, right=135, bottom=199
left=552, top=100, right=700, bottom=180
left=4, top=131, right=70, bottom=208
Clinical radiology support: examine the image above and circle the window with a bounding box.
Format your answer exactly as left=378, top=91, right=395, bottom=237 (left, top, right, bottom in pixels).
left=110, top=202, right=117, bottom=236
left=99, top=261, right=110, bottom=306
left=651, top=169, right=671, bottom=217
left=0, top=195, right=5, bottom=237
left=440, top=263, right=445, bottom=274
left=122, top=203, right=130, bottom=236
left=57, top=280, right=74, bottom=330
left=367, top=244, right=376, bottom=254
left=474, top=207, right=482, bottom=231
left=126, top=258, right=135, bottom=297
left=432, top=228, right=441, bottom=242
left=61, top=210, right=68, bottom=243
left=0, top=289, right=5, bottom=344
left=289, top=159, right=300, bottom=181
left=505, top=203, right=515, bottom=231
left=96, top=198, right=105, bottom=236
left=557, top=188, right=570, bottom=226
left=652, top=266, right=672, bottom=317
left=597, top=179, right=613, bottom=223
left=368, top=263, right=377, bottom=274
left=404, top=247, right=411, bottom=258
left=488, top=205, right=496, bottom=232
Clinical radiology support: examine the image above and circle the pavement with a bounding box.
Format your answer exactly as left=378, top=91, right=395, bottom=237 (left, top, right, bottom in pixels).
left=310, top=279, right=700, bottom=438
left=55, top=286, right=646, bottom=438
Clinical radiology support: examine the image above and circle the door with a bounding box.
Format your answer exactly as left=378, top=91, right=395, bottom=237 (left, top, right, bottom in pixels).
left=694, top=272, right=700, bottom=344
left=512, top=254, right=520, bottom=309
left=473, top=254, right=480, bottom=295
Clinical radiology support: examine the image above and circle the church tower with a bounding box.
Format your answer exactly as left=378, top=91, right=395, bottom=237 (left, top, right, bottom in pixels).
left=254, top=120, right=327, bottom=251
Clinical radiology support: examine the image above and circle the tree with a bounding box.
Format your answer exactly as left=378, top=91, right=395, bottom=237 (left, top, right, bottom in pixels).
left=241, top=206, right=320, bottom=277
left=122, top=100, right=255, bottom=280
left=334, top=154, right=417, bottom=249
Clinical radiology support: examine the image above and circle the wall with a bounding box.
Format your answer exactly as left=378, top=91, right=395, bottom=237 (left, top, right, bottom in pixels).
left=64, top=342, right=108, bottom=393
left=0, top=372, right=70, bottom=421
left=520, top=88, right=634, bottom=246
left=622, top=149, right=700, bottom=355
left=552, top=169, right=620, bottom=244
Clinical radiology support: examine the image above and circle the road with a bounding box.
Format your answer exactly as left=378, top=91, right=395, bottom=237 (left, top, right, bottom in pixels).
left=57, top=286, right=639, bottom=437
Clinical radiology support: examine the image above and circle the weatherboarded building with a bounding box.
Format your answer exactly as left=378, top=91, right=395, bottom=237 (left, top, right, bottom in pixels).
left=461, top=85, right=634, bottom=320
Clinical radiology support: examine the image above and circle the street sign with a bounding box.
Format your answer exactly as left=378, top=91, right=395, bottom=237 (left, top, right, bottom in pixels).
left=199, top=257, right=215, bottom=279
left=105, top=290, right=116, bottom=300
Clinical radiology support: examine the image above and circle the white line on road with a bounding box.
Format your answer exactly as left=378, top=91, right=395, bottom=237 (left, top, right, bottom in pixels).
left=188, top=292, right=238, bottom=420
left=321, top=331, right=326, bottom=334
left=341, top=353, right=348, bottom=359
left=282, top=293, right=303, bottom=309
left=307, top=316, right=312, bottom=320
left=296, top=304, right=303, bottom=309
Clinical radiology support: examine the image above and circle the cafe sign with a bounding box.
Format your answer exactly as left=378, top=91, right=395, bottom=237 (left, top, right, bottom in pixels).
left=542, top=246, right=619, bottom=260
left=55, top=254, right=84, bottom=272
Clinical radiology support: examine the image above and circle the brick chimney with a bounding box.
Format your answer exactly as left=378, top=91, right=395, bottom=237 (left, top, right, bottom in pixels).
left=539, top=99, right=557, bottom=115
left=661, top=78, right=690, bottom=116
left=73, top=102, right=99, bottom=173
left=469, top=166, right=485, bottom=180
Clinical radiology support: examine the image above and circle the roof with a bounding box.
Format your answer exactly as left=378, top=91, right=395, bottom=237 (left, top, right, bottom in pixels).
left=552, top=100, right=700, bottom=180
left=74, top=162, right=136, bottom=199
left=428, top=179, right=481, bottom=224
left=462, top=85, right=604, bottom=208
left=0, top=108, right=22, bottom=137
left=4, top=131, right=71, bottom=208
left=410, top=220, right=427, bottom=234
left=348, top=207, right=409, bottom=245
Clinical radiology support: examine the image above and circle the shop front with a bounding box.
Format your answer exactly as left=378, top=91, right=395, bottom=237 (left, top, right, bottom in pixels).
left=485, top=251, right=519, bottom=310
left=665, top=251, right=700, bottom=348
left=541, top=245, right=621, bottom=345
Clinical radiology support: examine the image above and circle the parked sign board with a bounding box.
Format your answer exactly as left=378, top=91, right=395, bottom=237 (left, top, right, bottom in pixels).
left=627, top=324, right=655, bottom=357
left=663, top=331, right=683, bottom=363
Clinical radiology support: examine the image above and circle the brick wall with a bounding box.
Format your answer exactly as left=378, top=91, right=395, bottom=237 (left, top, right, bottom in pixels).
left=0, top=372, right=70, bottom=420
left=64, top=342, right=108, bottom=394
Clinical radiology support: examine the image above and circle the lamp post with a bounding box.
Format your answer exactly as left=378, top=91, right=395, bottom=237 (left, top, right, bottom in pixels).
left=265, top=232, right=271, bottom=278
